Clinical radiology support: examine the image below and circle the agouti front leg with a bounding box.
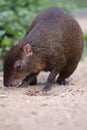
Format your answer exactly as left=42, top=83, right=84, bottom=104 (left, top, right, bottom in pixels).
left=18, top=73, right=38, bottom=87
left=43, top=68, right=58, bottom=92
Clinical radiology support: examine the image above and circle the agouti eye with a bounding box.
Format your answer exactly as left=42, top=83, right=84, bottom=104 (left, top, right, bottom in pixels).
left=14, top=60, right=21, bottom=72
left=16, top=64, right=21, bottom=70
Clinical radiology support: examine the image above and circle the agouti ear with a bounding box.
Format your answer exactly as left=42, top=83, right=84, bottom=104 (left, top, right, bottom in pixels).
left=23, top=44, right=33, bottom=56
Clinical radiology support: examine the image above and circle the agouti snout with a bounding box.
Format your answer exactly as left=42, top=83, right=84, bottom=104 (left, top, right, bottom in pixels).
left=3, top=6, right=83, bottom=91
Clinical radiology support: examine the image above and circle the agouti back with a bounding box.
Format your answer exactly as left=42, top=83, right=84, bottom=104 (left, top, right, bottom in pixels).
left=3, top=6, right=83, bottom=91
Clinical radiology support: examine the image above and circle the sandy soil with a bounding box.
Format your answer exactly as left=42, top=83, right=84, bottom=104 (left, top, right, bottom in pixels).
left=0, top=17, right=87, bottom=130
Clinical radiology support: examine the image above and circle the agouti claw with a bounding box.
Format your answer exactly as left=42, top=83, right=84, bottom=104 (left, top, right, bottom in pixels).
left=18, top=81, right=29, bottom=88
left=42, top=83, right=51, bottom=92
left=57, top=79, right=68, bottom=85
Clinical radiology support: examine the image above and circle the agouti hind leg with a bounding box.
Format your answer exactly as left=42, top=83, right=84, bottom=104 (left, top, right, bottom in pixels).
left=57, top=63, right=78, bottom=85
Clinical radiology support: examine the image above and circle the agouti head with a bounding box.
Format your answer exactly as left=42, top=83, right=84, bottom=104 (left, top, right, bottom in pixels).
left=3, top=41, right=44, bottom=87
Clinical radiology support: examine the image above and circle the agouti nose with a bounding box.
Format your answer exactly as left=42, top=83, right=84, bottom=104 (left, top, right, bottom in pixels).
left=4, top=81, right=12, bottom=87
left=4, top=82, right=9, bottom=87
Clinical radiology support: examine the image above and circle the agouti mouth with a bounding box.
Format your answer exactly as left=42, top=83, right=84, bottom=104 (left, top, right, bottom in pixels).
left=4, top=80, right=22, bottom=88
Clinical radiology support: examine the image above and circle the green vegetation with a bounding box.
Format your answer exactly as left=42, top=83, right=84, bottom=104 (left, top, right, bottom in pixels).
left=0, top=0, right=87, bottom=70
left=75, top=0, right=87, bottom=8
left=82, top=34, right=87, bottom=58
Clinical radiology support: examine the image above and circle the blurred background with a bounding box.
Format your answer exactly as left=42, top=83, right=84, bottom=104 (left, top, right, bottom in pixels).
left=0, top=0, right=87, bottom=70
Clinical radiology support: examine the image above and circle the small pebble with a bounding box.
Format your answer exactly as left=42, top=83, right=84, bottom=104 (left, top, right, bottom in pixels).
left=0, top=94, right=7, bottom=98
left=26, top=100, right=30, bottom=104
left=60, top=93, right=66, bottom=98
left=31, top=111, right=37, bottom=115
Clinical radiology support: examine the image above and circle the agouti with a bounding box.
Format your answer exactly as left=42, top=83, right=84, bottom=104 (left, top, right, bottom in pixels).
left=3, top=6, right=83, bottom=91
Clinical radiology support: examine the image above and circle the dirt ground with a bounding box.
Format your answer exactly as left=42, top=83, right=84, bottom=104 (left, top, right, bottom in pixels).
left=0, top=18, right=87, bottom=130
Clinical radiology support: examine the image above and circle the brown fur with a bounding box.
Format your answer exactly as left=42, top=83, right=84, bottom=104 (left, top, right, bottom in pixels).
left=3, top=7, right=83, bottom=91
